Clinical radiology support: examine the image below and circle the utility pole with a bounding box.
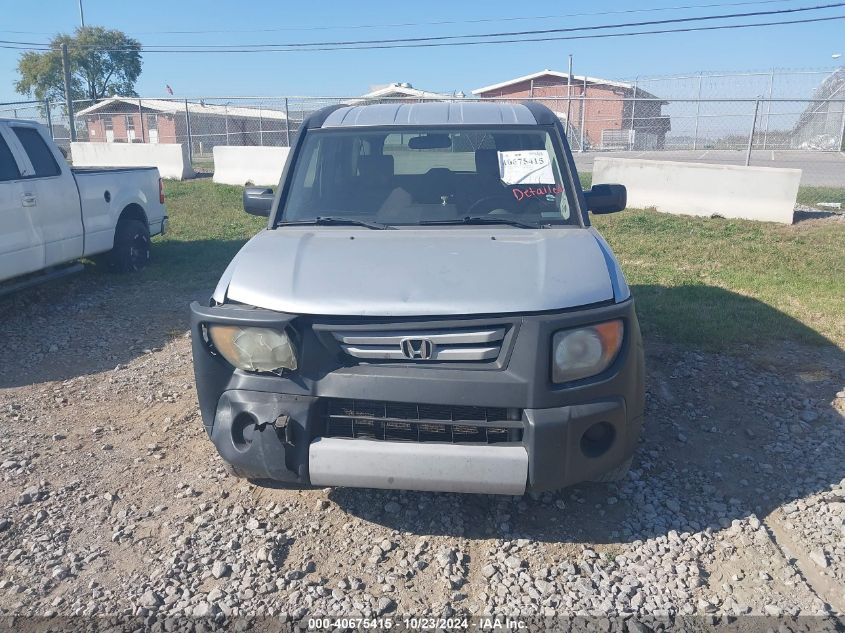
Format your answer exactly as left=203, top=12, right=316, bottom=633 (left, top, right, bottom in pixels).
left=61, top=43, right=77, bottom=142
left=78, top=0, right=85, bottom=27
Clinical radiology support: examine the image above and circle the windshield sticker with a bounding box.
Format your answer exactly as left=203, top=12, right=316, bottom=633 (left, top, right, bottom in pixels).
left=512, top=184, right=562, bottom=201
left=498, top=150, right=555, bottom=185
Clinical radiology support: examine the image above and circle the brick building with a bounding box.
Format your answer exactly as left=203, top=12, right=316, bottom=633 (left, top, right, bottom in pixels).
left=75, top=97, right=289, bottom=151
left=472, top=69, right=670, bottom=150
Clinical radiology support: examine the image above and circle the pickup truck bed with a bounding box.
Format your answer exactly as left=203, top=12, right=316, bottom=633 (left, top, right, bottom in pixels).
left=0, top=118, right=167, bottom=284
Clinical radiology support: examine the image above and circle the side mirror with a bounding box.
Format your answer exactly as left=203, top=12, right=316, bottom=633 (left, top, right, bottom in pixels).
left=243, top=187, right=274, bottom=217
left=584, top=184, right=627, bottom=214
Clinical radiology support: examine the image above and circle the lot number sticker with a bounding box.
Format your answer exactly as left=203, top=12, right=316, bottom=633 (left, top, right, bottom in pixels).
left=498, top=150, right=555, bottom=184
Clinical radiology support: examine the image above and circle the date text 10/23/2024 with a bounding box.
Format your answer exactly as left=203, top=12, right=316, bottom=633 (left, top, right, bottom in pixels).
left=307, top=616, right=529, bottom=630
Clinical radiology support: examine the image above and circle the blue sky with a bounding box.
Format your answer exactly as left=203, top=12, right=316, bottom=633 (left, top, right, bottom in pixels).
left=0, top=0, right=842, bottom=101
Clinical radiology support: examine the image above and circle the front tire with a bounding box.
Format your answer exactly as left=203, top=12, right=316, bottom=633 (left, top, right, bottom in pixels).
left=110, top=219, right=151, bottom=272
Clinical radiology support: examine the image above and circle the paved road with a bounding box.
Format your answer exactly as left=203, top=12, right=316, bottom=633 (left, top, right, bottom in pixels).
left=573, top=150, right=845, bottom=187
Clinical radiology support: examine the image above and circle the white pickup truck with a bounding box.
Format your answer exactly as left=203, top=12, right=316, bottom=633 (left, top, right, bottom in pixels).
left=0, top=118, right=167, bottom=290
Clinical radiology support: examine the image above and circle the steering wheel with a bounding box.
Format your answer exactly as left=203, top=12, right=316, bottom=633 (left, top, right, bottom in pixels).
left=467, top=193, right=546, bottom=216
left=466, top=194, right=518, bottom=215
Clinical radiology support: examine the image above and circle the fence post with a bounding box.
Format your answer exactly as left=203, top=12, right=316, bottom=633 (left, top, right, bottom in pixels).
left=628, top=77, right=638, bottom=151
left=762, top=68, right=775, bottom=150
left=184, top=99, right=193, bottom=164
left=138, top=98, right=145, bottom=143
left=579, top=76, right=587, bottom=152
left=258, top=106, right=263, bottom=146
left=61, top=43, right=77, bottom=142
left=565, top=55, right=573, bottom=143
left=745, top=99, right=760, bottom=167
left=284, top=98, right=291, bottom=146
left=225, top=105, right=230, bottom=145
left=44, top=99, right=54, bottom=139
left=838, top=103, right=845, bottom=152
left=692, top=72, right=703, bottom=151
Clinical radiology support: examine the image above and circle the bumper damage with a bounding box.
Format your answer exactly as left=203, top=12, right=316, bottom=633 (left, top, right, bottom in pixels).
left=191, top=299, right=645, bottom=494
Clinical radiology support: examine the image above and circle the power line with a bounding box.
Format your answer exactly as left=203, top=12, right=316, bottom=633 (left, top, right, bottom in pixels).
left=128, top=0, right=802, bottom=34
left=0, top=44, right=48, bottom=50
left=1, top=8, right=841, bottom=53
left=0, top=0, right=801, bottom=36
left=53, top=1, right=844, bottom=50
left=119, top=14, right=845, bottom=53
left=147, top=2, right=845, bottom=50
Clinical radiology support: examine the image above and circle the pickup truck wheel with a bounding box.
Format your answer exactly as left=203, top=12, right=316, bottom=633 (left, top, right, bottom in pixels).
left=110, top=219, right=150, bottom=273
left=591, top=456, right=633, bottom=483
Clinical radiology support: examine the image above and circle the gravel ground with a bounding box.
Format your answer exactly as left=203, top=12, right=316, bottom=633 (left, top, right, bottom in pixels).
left=0, top=272, right=843, bottom=626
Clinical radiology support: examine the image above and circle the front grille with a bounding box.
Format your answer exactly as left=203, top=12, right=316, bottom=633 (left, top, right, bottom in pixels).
left=328, top=326, right=507, bottom=363
left=321, top=399, right=523, bottom=444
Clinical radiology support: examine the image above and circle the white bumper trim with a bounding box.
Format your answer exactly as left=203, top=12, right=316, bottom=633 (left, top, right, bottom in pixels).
left=308, top=437, right=528, bottom=495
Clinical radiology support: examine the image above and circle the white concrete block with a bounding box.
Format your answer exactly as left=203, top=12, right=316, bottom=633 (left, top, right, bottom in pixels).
left=70, top=142, right=193, bottom=180
left=212, top=146, right=290, bottom=186
left=592, top=157, right=801, bottom=224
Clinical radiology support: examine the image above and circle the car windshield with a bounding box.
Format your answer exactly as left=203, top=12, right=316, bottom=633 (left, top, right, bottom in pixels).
left=278, top=127, right=576, bottom=228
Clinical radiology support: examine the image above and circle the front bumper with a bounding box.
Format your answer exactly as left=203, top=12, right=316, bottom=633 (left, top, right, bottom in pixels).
left=190, top=299, right=645, bottom=493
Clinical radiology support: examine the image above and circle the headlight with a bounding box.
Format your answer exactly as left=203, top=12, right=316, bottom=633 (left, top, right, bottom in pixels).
left=552, top=320, right=623, bottom=383
left=207, top=325, right=297, bottom=373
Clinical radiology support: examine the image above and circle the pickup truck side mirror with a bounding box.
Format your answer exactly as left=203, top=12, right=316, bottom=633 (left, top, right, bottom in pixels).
left=584, top=184, right=627, bottom=214
left=243, top=187, right=275, bottom=217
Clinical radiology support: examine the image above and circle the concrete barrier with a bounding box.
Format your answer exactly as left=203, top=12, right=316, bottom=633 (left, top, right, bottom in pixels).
left=70, top=142, right=194, bottom=180
left=592, top=157, right=801, bottom=224
left=212, top=146, right=291, bottom=186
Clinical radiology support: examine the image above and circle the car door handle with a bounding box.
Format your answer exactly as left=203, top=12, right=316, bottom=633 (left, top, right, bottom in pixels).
left=21, top=192, right=37, bottom=207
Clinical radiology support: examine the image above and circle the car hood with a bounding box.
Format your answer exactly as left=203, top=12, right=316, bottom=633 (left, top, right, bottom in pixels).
left=216, top=227, right=615, bottom=316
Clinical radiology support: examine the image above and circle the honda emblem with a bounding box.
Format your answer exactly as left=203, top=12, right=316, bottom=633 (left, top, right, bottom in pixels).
left=400, top=337, right=435, bottom=360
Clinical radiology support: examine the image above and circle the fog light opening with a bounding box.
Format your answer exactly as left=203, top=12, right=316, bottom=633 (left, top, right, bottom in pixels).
left=231, top=412, right=258, bottom=451
left=580, top=421, right=616, bottom=458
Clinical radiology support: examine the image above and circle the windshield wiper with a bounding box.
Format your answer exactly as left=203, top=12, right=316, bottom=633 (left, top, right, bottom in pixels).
left=278, top=216, right=392, bottom=230
left=419, top=216, right=546, bottom=229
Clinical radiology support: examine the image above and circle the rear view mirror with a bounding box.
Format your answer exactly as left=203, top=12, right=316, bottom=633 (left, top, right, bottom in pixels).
left=408, top=134, right=452, bottom=150
left=243, top=187, right=274, bottom=217
left=584, top=184, right=627, bottom=214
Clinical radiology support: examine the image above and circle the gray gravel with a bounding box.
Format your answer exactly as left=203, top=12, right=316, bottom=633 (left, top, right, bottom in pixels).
left=0, top=275, right=843, bottom=620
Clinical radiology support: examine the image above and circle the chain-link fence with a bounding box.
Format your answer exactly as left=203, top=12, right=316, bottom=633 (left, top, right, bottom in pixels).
left=0, top=99, right=72, bottom=147
left=63, top=95, right=843, bottom=155
left=3, top=67, right=843, bottom=165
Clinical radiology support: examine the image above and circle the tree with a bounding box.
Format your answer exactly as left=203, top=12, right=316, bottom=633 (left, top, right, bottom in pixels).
left=15, top=27, right=142, bottom=108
